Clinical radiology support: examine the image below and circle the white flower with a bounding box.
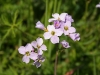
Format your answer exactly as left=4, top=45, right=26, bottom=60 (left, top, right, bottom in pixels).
left=96, top=2, right=100, bottom=8
left=18, top=43, right=38, bottom=63
left=48, top=13, right=67, bottom=22
left=31, top=37, right=47, bottom=55
left=43, top=25, right=63, bottom=44
left=61, top=21, right=76, bottom=35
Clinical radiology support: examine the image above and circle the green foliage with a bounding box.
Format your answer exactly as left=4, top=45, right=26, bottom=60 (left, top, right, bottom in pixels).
left=0, top=0, right=100, bottom=75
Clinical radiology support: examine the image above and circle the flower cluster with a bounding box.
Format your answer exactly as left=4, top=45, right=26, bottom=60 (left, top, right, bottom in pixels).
left=18, top=38, right=47, bottom=68
left=18, top=13, right=80, bottom=68
left=36, top=13, right=80, bottom=47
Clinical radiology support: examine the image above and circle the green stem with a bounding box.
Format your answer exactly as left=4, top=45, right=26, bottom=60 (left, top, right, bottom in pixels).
left=45, top=0, right=48, bottom=26
left=93, top=55, right=96, bottom=75
left=54, top=50, right=59, bottom=75
left=53, top=0, right=57, bottom=13
left=15, top=26, right=35, bottom=39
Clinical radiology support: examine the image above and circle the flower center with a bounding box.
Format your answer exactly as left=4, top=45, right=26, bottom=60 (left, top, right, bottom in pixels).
left=64, top=26, right=68, bottom=30
left=51, top=31, right=55, bottom=35
left=44, top=28, right=48, bottom=32
left=58, top=17, right=60, bottom=21
left=37, top=45, right=40, bottom=49
left=25, top=51, right=30, bottom=56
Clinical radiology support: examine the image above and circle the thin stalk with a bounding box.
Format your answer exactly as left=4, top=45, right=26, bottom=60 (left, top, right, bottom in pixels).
left=15, top=26, right=36, bottom=39
left=93, top=55, right=96, bottom=75
left=45, top=0, right=48, bottom=26
left=57, top=0, right=61, bottom=13
left=53, top=0, right=57, bottom=13
left=54, top=51, right=59, bottom=75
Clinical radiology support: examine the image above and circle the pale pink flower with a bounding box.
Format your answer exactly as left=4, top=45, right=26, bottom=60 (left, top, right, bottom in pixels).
left=31, top=37, right=47, bottom=55
left=43, top=25, right=63, bottom=44
left=18, top=43, right=38, bottom=63
left=48, top=13, right=67, bottom=22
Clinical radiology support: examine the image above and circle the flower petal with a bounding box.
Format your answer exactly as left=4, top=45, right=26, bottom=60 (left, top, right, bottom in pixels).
left=30, top=52, right=38, bottom=60
left=36, top=21, right=45, bottom=30
left=68, top=27, right=76, bottom=33
left=65, top=21, right=71, bottom=27
left=47, top=25, right=55, bottom=32
left=31, top=41, right=37, bottom=48
left=55, top=29, right=63, bottom=36
left=22, top=55, right=30, bottom=64
left=33, top=60, right=41, bottom=68
left=59, top=13, right=67, bottom=21
left=64, top=30, right=69, bottom=35
left=36, top=37, right=43, bottom=46
left=48, top=18, right=57, bottom=22
left=50, top=36, right=59, bottom=44
left=18, top=46, right=26, bottom=54
left=52, top=13, right=59, bottom=19
left=38, top=50, right=43, bottom=55
left=40, top=45, right=47, bottom=51
left=43, top=32, right=52, bottom=39
left=61, top=40, right=70, bottom=48
left=25, top=43, right=33, bottom=52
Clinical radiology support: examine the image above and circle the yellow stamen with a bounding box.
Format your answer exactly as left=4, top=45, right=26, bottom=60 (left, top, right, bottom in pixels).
left=25, top=51, right=30, bottom=56
left=44, top=28, right=48, bottom=32
left=64, top=26, right=68, bottom=30
left=51, top=31, right=55, bottom=35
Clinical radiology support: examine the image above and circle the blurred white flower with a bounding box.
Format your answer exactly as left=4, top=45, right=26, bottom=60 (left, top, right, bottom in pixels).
left=96, top=2, right=100, bottom=8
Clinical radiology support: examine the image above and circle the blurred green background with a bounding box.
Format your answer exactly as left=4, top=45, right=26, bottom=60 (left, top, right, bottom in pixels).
left=0, top=0, right=100, bottom=75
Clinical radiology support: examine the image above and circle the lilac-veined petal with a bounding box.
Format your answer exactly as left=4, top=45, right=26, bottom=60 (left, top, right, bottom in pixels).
left=30, top=52, right=38, bottom=60
left=65, top=15, right=74, bottom=22
left=33, top=60, right=41, bottom=68
left=22, top=55, right=30, bottom=64
left=40, top=45, right=47, bottom=51
left=55, top=29, right=63, bottom=36
left=38, top=50, right=43, bottom=55
left=47, top=25, right=55, bottom=32
left=18, top=46, right=26, bottom=54
left=61, top=40, right=70, bottom=48
left=31, top=41, right=37, bottom=48
left=25, top=43, right=33, bottom=52
left=50, top=36, right=59, bottom=44
left=69, top=33, right=80, bottom=41
left=59, top=13, right=67, bottom=21
left=43, top=32, right=52, bottom=39
left=52, top=13, right=59, bottom=19
left=36, top=38, right=43, bottom=46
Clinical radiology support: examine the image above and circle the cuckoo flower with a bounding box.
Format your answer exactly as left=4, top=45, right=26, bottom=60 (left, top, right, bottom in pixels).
left=48, top=13, right=67, bottom=22
left=53, top=20, right=63, bottom=29
left=33, top=55, right=45, bottom=68
left=96, top=2, right=100, bottom=8
left=36, top=21, right=47, bottom=31
left=31, top=37, right=47, bottom=55
left=61, top=40, right=70, bottom=48
left=43, top=25, right=63, bottom=44
left=18, top=43, right=38, bottom=63
left=69, top=33, right=80, bottom=41
left=61, top=21, right=76, bottom=35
